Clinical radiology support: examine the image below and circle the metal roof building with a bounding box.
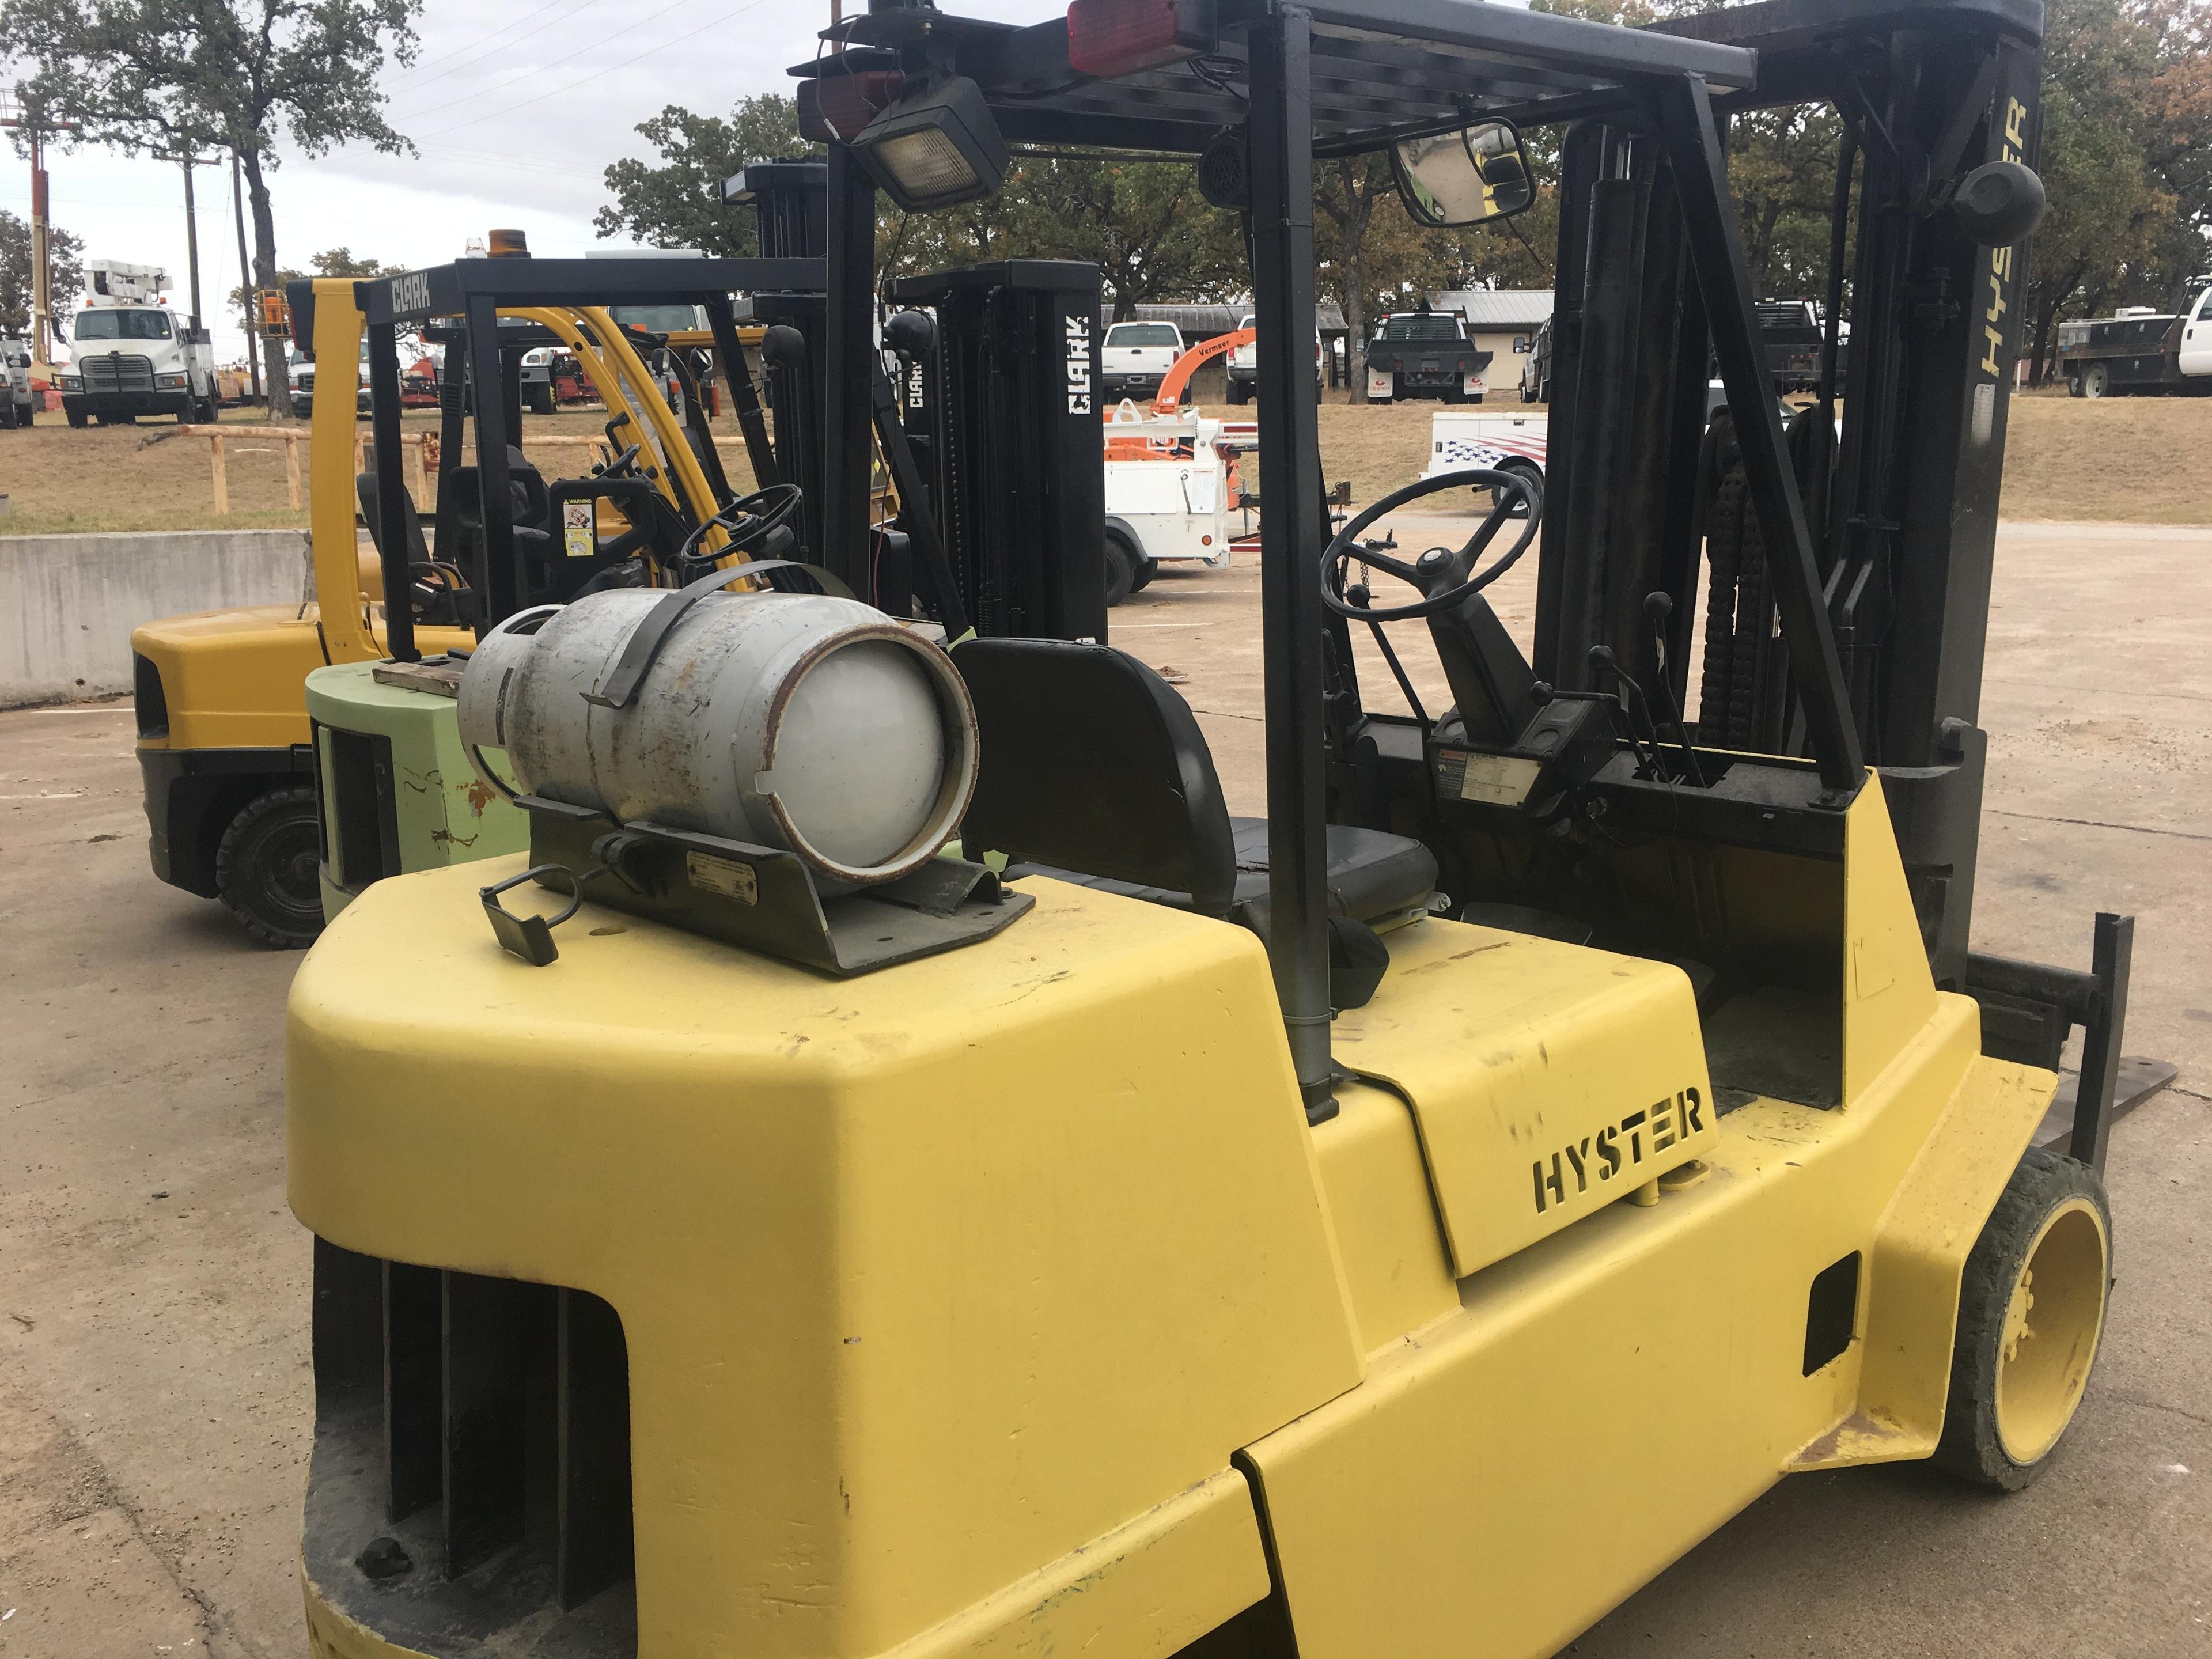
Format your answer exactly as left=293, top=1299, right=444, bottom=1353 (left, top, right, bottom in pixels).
left=1427, top=289, right=1555, bottom=328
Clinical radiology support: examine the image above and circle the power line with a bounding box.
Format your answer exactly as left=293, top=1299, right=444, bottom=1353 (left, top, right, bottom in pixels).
left=411, top=0, right=771, bottom=139
left=391, top=0, right=707, bottom=122
left=384, top=0, right=600, bottom=96
left=389, top=0, right=582, bottom=84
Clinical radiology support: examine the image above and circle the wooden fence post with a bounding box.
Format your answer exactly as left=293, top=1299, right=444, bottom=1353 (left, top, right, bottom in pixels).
left=284, top=432, right=303, bottom=509
left=405, top=434, right=430, bottom=507
left=210, top=431, right=230, bottom=516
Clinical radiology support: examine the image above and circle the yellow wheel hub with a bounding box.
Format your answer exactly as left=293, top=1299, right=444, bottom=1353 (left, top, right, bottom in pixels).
left=1994, top=1195, right=2109, bottom=1465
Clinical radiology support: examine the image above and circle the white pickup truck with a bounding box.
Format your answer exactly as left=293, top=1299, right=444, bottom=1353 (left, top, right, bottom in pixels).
left=58, top=262, right=219, bottom=426
left=1223, top=312, right=1326, bottom=404
left=1100, top=320, right=1185, bottom=402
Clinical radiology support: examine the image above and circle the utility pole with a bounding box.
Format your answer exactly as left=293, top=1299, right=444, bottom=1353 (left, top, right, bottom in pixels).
left=231, top=151, right=260, bottom=404
left=1, top=88, right=83, bottom=370
left=153, top=147, right=220, bottom=329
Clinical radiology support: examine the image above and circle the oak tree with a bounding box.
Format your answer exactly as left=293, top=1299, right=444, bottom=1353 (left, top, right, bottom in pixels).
left=2, top=0, right=423, bottom=416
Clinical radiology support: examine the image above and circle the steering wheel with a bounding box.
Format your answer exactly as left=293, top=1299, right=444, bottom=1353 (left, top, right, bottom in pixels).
left=671, top=482, right=806, bottom=573
left=596, top=441, right=643, bottom=480
left=1320, top=468, right=1544, bottom=622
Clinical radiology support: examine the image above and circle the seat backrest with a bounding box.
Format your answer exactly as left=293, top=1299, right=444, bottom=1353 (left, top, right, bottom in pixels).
left=955, top=638, right=1237, bottom=916
left=355, top=469, right=429, bottom=570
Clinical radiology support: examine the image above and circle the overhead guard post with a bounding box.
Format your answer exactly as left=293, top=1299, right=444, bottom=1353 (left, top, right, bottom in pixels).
left=1249, top=7, right=1338, bottom=1122
left=362, top=306, right=419, bottom=664
left=1655, top=72, right=1864, bottom=796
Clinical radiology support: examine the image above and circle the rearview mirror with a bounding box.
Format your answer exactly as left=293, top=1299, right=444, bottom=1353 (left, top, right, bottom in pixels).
left=1392, top=120, right=1534, bottom=228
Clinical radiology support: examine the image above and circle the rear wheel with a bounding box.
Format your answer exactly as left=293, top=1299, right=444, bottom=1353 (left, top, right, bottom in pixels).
left=21, top=400, right=33, bottom=427
left=216, top=785, right=325, bottom=949
left=2082, top=362, right=2111, bottom=399
left=527, top=382, right=556, bottom=415
left=1104, top=534, right=1138, bottom=608
left=1493, top=461, right=1543, bottom=517
left=1226, top=379, right=1249, bottom=406
left=1933, top=1146, right=2112, bottom=1492
left=1130, top=555, right=1158, bottom=592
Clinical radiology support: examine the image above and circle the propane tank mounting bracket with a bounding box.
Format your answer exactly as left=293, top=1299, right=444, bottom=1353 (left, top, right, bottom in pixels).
left=483, top=792, right=1031, bottom=975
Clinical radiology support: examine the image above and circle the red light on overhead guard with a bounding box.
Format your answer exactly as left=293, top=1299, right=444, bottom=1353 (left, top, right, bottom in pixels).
left=1067, top=0, right=1215, bottom=78
left=799, top=69, right=907, bottom=143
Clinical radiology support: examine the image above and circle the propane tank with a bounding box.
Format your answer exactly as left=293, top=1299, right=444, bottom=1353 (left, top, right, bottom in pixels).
left=458, top=587, right=977, bottom=887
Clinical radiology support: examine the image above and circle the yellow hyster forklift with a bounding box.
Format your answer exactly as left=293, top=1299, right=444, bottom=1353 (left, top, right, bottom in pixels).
left=129, top=256, right=786, bottom=945
left=286, top=2, right=2149, bottom=1657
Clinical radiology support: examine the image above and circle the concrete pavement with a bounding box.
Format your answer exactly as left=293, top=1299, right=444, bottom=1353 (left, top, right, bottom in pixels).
left=0, top=522, right=2206, bottom=1657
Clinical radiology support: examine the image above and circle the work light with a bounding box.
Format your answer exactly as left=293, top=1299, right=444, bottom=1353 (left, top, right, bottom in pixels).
left=849, top=74, right=1007, bottom=213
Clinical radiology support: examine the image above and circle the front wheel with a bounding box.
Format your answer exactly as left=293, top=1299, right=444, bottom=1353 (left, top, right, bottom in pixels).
left=1104, top=535, right=1138, bottom=608
left=66, top=404, right=88, bottom=428
left=216, top=785, right=325, bottom=949
left=1933, top=1145, right=2112, bottom=1492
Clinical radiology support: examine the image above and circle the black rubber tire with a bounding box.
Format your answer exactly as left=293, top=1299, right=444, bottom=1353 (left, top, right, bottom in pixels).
left=2082, top=362, right=2110, bottom=399
left=1933, top=1145, right=2113, bottom=1493
left=215, top=786, right=326, bottom=949
left=66, top=405, right=88, bottom=428
left=1226, top=379, right=1249, bottom=406
left=2067, top=374, right=2085, bottom=398
left=0, top=402, right=16, bottom=431
left=1492, top=461, right=1543, bottom=518
left=1129, top=556, right=1158, bottom=592
left=1103, top=535, right=1138, bottom=608
left=97, top=413, right=135, bottom=426
left=20, top=401, right=33, bottom=426
left=527, top=382, right=556, bottom=415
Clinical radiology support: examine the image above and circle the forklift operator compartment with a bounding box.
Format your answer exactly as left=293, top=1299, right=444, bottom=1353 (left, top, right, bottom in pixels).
left=287, top=3, right=2137, bottom=1659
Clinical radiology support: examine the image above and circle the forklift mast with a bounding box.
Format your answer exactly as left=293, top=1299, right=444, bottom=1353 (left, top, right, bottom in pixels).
left=1542, top=0, right=2047, bottom=993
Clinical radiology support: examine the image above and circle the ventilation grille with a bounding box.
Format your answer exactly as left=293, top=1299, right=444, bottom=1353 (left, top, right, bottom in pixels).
left=312, top=1239, right=636, bottom=1620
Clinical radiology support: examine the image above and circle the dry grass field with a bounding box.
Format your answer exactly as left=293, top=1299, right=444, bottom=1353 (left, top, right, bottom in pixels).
left=0, top=383, right=2205, bottom=539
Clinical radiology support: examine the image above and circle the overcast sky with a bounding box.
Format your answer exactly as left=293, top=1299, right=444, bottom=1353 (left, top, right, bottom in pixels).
left=3, top=0, right=1525, bottom=363
left=3, top=0, right=1069, bottom=361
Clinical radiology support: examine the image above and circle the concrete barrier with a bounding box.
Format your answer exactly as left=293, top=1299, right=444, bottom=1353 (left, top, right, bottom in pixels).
left=0, top=528, right=312, bottom=708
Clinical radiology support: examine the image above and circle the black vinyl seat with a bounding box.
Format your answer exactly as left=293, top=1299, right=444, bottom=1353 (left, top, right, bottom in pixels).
left=355, top=469, right=430, bottom=570
left=954, top=638, right=1438, bottom=935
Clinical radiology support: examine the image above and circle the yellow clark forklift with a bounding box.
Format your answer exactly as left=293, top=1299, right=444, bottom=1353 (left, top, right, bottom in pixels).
left=285, top=3, right=2154, bottom=1658
left=129, top=257, right=779, bottom=945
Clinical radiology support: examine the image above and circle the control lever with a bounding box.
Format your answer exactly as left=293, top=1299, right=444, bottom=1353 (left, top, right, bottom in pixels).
left=1531, top=664, right=1670, bottom=783
left=1641, top=593, right=1709, bottom=786
left=1585, top=647, right=1673, bottom=782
